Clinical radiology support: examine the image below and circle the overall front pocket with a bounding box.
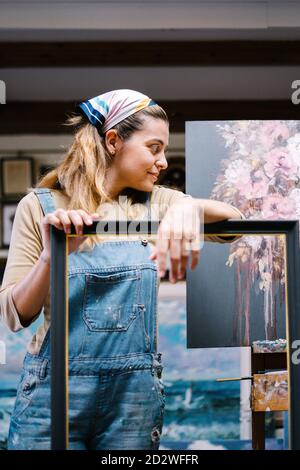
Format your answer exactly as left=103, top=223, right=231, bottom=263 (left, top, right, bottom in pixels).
left=11, top=370, right=40, bottom=421
left=82, top=269, right=141, bottom=331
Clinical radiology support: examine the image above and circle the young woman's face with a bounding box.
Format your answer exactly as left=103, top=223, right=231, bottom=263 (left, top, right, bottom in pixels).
left=105, top=117, right=169, bottom=198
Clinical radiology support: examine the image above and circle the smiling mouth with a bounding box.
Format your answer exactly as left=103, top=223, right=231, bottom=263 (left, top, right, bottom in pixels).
left=148, top=173, right=158, bottom=181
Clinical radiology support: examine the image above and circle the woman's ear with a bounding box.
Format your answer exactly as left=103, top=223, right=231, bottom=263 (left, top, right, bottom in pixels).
left=105, top=129, right=120, bottom=155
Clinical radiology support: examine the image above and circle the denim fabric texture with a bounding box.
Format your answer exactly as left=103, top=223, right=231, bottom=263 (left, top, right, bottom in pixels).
left=7, top=188, right=165, bottom=450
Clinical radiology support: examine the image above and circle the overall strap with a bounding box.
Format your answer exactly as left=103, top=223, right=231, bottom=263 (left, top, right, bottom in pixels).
left=32, top=188, right=57, bottom=216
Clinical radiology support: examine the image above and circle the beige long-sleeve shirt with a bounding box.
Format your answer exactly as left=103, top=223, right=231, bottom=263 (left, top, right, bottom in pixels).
left=0, top=185, right=244, bottom=354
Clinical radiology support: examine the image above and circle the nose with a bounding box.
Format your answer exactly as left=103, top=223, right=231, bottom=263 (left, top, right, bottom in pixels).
left=156, top=153, right=168, bottom=171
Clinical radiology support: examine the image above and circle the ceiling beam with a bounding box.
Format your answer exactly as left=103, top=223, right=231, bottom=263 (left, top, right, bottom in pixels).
left=1, top=41, right=300, bottom=68
left=0, top=100, right=299, bottom=134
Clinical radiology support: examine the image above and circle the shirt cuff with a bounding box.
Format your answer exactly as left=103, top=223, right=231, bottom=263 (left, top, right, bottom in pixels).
left=4, top=285, right=26, bottom=332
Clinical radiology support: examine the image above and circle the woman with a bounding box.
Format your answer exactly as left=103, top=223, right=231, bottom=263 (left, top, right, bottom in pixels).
left=1, top=89, right=244, bottom=450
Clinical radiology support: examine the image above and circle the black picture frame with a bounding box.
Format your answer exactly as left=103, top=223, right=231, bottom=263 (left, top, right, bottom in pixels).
left=0, top=156, right=34, bottom=199
left=50, top=219, right=300, bottom=450
left=1, top=200, right=19, bottom=248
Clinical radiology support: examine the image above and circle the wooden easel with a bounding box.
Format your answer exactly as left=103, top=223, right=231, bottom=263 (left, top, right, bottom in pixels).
left=251, top=347, right=287, bottom=450
left=217, top=341, right=288, bottom=449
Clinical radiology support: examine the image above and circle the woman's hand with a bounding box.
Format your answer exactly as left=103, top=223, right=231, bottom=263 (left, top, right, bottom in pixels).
left=41, top=208, right=100, bottom=260
left=149, top=199, right=202, bottom=283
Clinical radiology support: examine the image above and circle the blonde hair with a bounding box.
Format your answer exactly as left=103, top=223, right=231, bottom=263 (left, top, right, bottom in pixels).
left=29, top=104, right=169, bottom=251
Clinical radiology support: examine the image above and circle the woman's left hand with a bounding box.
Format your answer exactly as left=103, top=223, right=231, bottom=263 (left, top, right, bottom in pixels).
left=149, top=199, right=202, bottom=283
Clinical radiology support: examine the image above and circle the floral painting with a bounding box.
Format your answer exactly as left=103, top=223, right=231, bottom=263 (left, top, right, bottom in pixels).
left=186, top=120, right=300, bottom=347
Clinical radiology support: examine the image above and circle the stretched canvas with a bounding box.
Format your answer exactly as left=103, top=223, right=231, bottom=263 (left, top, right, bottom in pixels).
left=186, top=120, right=300, bottom=348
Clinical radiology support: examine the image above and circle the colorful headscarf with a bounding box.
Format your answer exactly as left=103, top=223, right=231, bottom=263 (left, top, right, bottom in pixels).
left=76, top=89, right=157, bottom=133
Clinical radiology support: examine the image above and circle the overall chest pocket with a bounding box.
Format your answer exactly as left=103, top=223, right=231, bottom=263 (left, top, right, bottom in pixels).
left=82, top=269, right=141, bottom=332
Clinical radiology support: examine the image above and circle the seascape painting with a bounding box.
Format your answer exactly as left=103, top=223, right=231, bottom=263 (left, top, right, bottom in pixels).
left=0, top=285, right=243, bottom=450
left=0, top=279, right=285, bottom=450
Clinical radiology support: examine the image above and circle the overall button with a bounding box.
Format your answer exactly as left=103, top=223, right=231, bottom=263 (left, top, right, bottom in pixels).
left=141, top=238, right=148, bottom=246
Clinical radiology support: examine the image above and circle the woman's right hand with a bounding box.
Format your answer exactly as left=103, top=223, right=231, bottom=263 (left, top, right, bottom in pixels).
left=41, top=208, right=100, bottom=260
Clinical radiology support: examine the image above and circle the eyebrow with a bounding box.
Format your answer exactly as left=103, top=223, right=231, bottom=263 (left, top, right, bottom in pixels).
left=147, top=139, right=169, bottom=151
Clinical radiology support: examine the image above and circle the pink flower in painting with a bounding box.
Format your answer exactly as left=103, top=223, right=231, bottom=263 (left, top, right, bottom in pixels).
left=224, top=159, right=251, bottom=186
left=289, top=188, right=300, bottom=218
left=260, top=122, right=290, bottom=151
left=261, top=193, right=296, bottom=219
left=238, top=170, right=269, bottom=198
left=212, top=121, right=300, bottom=344
left=245, top=236, right=262, bottom=251
left=287, top=133, right=300, bottom=168
left=264, top=148, right=297, bottom=178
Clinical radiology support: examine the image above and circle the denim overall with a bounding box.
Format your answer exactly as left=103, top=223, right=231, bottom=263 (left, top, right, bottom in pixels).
left=7, top=188, right=166, bottom=450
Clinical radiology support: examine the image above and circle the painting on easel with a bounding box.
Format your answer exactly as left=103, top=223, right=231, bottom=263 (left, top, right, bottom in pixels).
left=186, top=120, right=300, bottom=348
